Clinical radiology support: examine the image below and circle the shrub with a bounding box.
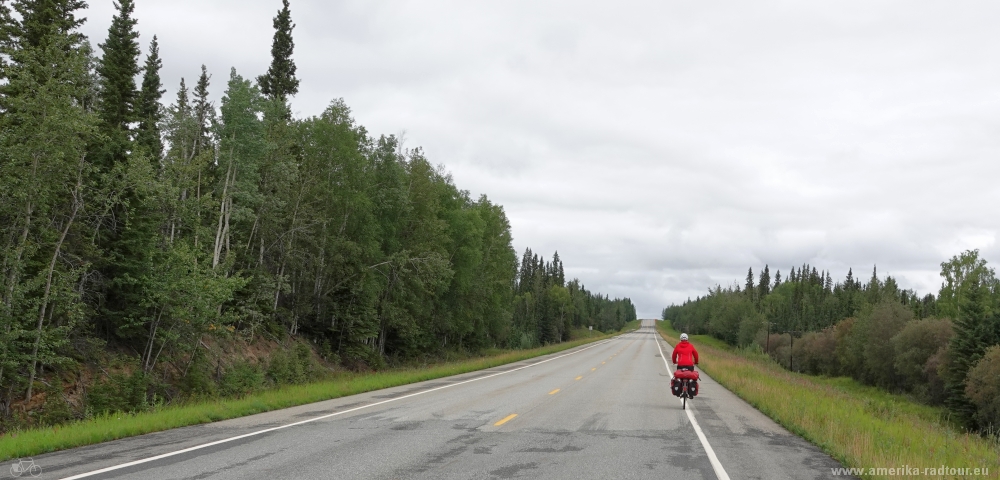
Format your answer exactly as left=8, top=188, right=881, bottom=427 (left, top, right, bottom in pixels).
left=844, top=301, right=911, bottom=389
left=218, top=361, right=265, bottom=398
left=833, top=317, right=858, bottom=377
left=37, top=379, right=75, bottom=427
left=793, top=328, right=837, bottom=375
left=179, top=348, right=217, bottom=398
left=266, top=343, right=315, bottom=386
left=737, top=312, right=765, bottom=347
left=890, top=317, right=953, bottom=392
left=923, top=345, right=949, bottom=405
left=965, top=345, right=1000, bottom=433
left=761, top=332, right=790, bottom=365
left=86, top=371, right=153, bottom=415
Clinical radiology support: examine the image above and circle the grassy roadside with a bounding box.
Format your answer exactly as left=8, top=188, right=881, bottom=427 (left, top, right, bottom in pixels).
left=656, top=322, right=998, bottom=479
left=0, top=324, right=638, bottom=462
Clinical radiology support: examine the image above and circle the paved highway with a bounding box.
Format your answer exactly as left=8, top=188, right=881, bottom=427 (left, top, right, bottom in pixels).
left=19, top=320, right=851, bottom=479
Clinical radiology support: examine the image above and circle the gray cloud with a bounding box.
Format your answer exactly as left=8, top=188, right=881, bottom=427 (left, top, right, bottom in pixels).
left=81, top=0, right=1000, bottom=317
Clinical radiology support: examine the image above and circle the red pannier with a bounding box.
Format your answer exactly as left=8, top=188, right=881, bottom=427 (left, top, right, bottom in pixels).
left=673, top=370, right=700, bottom=381
left=671, top=369, right=700, bottom=397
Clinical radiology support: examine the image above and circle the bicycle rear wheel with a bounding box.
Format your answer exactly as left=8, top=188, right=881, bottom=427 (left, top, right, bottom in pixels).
left=682, top=395, right=687, bottom=410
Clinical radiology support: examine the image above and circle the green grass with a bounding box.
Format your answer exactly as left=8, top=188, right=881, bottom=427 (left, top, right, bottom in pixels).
left=0, top=328, right=633, bottom=461
left=656, top=322, right=999, bottom=480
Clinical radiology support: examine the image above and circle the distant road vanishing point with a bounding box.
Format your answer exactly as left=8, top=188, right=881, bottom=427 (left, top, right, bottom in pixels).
left=30, top=320, right=850, bottom=479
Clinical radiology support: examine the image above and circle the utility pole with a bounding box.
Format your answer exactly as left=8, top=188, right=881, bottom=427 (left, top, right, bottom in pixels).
left=788, top=330, right=800, bottom=371
left=765, top=321, right=772, bottom=354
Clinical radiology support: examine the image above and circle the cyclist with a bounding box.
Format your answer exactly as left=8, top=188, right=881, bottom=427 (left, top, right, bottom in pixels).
left=671, top=333, right=699, bottom=397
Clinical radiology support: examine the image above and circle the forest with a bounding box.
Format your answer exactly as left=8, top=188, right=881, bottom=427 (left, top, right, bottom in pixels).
left=663, top=250, right=1000, bottom=434
left=0, top=0, right=635, bottom=427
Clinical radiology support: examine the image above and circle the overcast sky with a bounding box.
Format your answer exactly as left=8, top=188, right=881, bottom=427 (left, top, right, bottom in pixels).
left=80, top=1, right=1000, bottom=317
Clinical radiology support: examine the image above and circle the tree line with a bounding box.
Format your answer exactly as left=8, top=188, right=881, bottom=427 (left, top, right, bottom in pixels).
left=512, top=249, right=637, bottom=348
left=663, top=250, right=1000, bottom=434
left=0, top=0, right=634, bottom=421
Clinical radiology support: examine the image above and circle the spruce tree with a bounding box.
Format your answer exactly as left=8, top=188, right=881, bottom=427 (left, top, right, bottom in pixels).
left=745, top=267, right=754, bottom=296
left=95, top=0, right=141, bottom=168
left=136, top=35, right=164, bottom=159
left=758, top=265, right=771, bottom=298
left=944, top=279, right=995, bottom=427
left=2, top=0, right=96, bottom=402
left=552, top=251, right=565, bottom=287
left=257, top=0, right=299, bottom=100
left=193, top=65, right=214, bottom=157
left=0, top=3, right=10, bottom=75
left=10, top=0, right=87, bottom=49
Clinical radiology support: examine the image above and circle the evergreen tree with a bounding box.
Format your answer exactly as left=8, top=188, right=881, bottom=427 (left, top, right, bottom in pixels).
left=552, top=251, right=565, bottom=287
left=944, top=278, right=998, bottom=426
left=745, top=267, right=754, bottom=296
left=135, top=35, right=164, bottom=159
left=95, top=0, right=140, bottom=168
left=257, top=0, right=299, bottom=100
left=193, top=65, right=214, bottom=157
left=9, top=0, right=87, bottom=50
left=1, top=0, right=97, bottom=402
left=758, top=265, right=771, bottom=298
left=0, top=2, right=10, bottom=73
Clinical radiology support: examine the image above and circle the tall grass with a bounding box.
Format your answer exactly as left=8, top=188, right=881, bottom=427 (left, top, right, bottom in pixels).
left=656, top=322, right=998, bottom=479
left=0, top=326, right=637, bottom=461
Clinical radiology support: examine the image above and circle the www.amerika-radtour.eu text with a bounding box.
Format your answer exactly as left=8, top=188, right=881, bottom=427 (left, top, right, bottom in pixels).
left=832, top=466, right=990, bottom=476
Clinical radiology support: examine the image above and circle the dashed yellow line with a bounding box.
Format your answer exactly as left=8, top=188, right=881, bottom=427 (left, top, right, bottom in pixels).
left=575, top=376, right=582, bottom=380
left=591, top=368, right=596, bottom=371
left=494, top=414, right=518, bottom=426
left=601, top=361, right=606, bottom=364
left=549, top=389, right=560, bottom=395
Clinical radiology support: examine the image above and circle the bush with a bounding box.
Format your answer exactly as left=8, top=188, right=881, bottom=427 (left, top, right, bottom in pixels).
left=890, top=317, right=953, bottom=393
left=737, top=312, right=765, bottom=347
left=266, top=343, right=315, bottom=386
left=833, top=317, right=858, bottom=376
left=37, top=379, right=74, bottom=427
left=923, top=345, right=949, bottom=405
left=965, top=345, right=1000, bottom=433
left=218, top=361, right=265, bottom=398
left=86, top=371, right=154, bottom=415
left=793, top=328, right=838, bottom=375
left=179, top=348, right=217, bottom=398
left=844, top=301, right=911, bottom=389
left=761, top=332, right=790, bottom=364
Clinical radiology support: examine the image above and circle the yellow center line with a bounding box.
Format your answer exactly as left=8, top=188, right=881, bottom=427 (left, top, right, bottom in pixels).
left=591, top=367, right=596, bottom=371
left=494, top=414, right=518, bottom=426
left=601, top=361, right=605, bottom=364
left=549, top=389, right=560, bottom=395
left=575, top=376, right=582, bottom=380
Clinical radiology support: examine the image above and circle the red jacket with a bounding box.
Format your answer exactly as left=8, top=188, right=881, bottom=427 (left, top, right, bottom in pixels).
left=672, top=340, right=699, bottom=367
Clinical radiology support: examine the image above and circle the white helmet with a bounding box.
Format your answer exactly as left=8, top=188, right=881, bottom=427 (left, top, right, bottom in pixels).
left=680, top=333, right=689, bottom=341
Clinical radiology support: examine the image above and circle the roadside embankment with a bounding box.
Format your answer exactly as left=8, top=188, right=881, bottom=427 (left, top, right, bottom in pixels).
left=0, top=322, right=638, bottom=462
left=656, top=322, right=998, bottom=480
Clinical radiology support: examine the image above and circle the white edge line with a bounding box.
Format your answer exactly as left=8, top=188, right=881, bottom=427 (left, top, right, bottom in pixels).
left=652, top=324, right=732, bottom=480
left=58, top=336, right=622, bottom=480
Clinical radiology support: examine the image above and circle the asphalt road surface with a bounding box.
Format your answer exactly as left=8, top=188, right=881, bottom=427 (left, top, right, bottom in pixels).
left=13, top=320, right=852, bottom=479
